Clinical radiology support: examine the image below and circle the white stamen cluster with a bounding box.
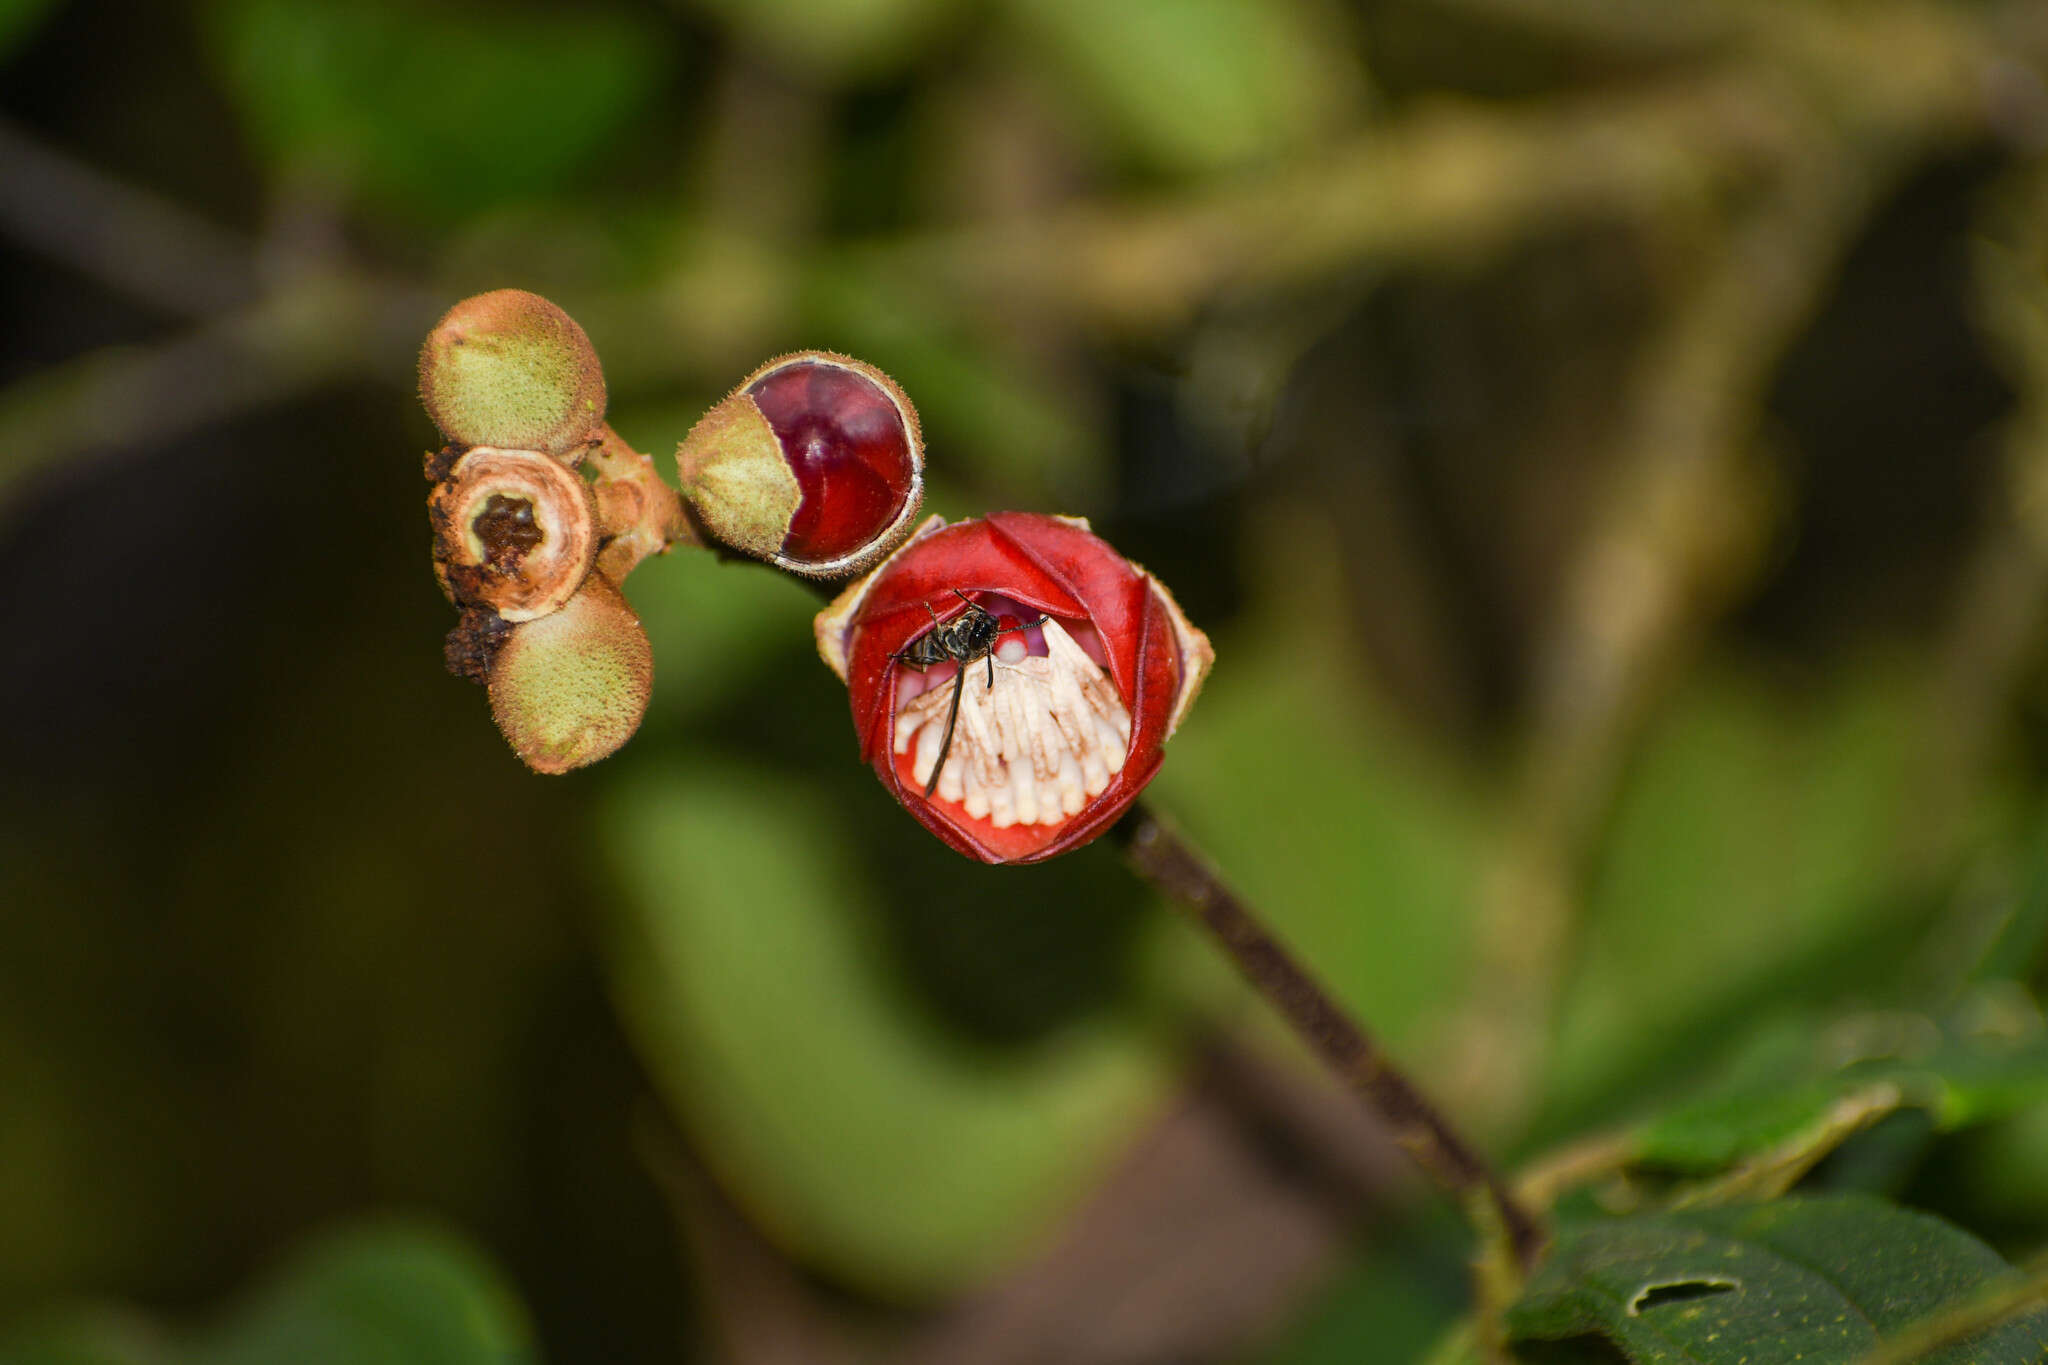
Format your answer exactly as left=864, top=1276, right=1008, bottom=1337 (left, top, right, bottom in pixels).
left=892, top=617, right=1132, bottom=828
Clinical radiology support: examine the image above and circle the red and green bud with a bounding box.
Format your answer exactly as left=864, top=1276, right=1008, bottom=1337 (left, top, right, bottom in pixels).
left=678, top=351, right=924, bottom=578
left=815, top=512, right=1213, bottom=864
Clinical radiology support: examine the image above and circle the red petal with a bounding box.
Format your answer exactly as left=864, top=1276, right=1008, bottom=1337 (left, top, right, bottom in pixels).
left=842, top=513, right=1190, bottom=865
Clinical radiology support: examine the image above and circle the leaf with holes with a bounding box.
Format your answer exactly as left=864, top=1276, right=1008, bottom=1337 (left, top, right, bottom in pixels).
left=1507, top=1194, right=2048, bottom=1364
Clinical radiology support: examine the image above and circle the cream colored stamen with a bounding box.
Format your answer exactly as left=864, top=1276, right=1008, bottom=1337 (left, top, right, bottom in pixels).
left=892, top=617, right=1132, bottom=828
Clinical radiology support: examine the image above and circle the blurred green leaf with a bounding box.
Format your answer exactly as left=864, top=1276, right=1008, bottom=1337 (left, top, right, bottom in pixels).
left=608, top=528, right=821, bottom=729
left=1546, top=662, right=1973, bottom=1122
left=1942, top=1100, right=2048, bottom=1232
left=0, top=1311, right=169, bottom=1365
left=1968, top=808, right=2048, bottom=986
left=679, top=0, right=960, bottom=83
left=0, top=0, right=60, bottom=59
left=201, top=0, right=669, bottom=218
left=1150, top=517, right=1486, bottom=1056
left=1631, top=1001, right=2048, bottom=1174
left=1507, top=1194, right=2048, bottom=1364
left=0, top=1223, right=534, bottom=1365
left=200, top=1223, right=535, bottom=1365
left=998, top=0, right=1365, bottom=174
left=1253, top=1214, right=1470, bottom=1365
left=598, top=765, right=1176, bottom=1298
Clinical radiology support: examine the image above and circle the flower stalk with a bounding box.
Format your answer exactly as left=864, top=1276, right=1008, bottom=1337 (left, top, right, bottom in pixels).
left=1114, top=800, right=1548, bottom=1273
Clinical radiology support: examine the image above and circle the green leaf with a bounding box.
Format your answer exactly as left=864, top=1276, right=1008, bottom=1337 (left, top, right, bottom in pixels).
left=200, top=1223, right=535, bottom=1365
left=0, top=1223, right=534, bottom=1365
left=1942, top=1101, right=2048, bottom=1232
left=201, top=0, right=669, bottom=218
left=597, top=765, right=1175, bottom=1299
left=1251, top=1214, right=1472, bottom=1365
left=680, top=0, right=960, bottom=82
left=1968, top=807, right=2048, bottom=986
left=1149, top=517, right=1486, bottom=1057
left=1507, top=1195, right=2048, bottom=1364
left=0, top=1311, right=171, bottom=1365
left=1631, top=1001, right=2048, bottom=1174
left=0, top=0, right=60, bottom=60
left=1544, top=662, right=1982, bottom=1127
left=998, top=0, right=1365, bottom=174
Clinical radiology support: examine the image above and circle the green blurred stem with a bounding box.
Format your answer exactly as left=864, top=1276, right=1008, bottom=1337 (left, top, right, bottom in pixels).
left=1114, top=801, right=1548, bottom=1273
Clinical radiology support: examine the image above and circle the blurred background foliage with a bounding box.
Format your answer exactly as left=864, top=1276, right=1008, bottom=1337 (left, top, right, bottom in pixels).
left=5, top=0, right=2048, bottom=1360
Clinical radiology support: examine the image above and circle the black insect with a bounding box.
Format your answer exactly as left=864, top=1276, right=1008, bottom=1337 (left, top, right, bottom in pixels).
left=895, top=589, right=1047, bottom=798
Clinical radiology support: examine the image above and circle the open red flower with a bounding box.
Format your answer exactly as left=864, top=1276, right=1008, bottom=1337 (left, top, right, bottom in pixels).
left=814, top=512, right=1213, bottom=864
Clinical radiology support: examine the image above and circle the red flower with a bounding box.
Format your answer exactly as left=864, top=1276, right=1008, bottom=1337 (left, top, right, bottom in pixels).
left=815, top=512, right=1213, bottom=864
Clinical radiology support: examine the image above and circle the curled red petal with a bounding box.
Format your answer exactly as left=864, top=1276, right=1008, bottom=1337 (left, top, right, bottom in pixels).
left=830, top=512, right=1209, bottom=865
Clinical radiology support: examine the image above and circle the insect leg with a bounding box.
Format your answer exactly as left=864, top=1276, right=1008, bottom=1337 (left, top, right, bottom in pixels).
left=926, top=666, right=966, bottom=799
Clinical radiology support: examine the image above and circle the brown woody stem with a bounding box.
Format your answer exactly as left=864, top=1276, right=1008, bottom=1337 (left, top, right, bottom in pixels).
left=1114, top=800, right=1547, bottom=1272
left=585, top=423, right=697, bottom=583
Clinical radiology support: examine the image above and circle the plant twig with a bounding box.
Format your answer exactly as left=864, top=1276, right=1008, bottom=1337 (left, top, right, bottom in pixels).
left=1113, top=801, right=1548, bottom=1272
left=0, top=272, right=436, bottom=504
left=1911, top=163, right=2048, bottom=873
left=0, top=114, right=258, bottom=318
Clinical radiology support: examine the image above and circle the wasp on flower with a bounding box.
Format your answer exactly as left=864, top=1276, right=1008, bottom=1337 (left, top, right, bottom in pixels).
left=890, top=589, right=1052, bottom=798
left=815, top=512, right=1213, bottom=865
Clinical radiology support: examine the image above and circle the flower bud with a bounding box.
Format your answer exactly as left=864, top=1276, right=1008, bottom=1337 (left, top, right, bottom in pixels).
left=428, top=446, right=596, bottom=621
left=489, top=574, right=653, bottom=774
left=677, top=351, right=924, bottom=578
left=419, top=290, right=607, bottom=457
left=815, top=513, right=1213, bottom=864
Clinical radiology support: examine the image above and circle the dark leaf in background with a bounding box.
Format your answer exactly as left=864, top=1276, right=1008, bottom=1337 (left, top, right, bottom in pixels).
left=0, top=0, right=61, bottom=60
left=597, top=763, right=1180, bottom=1298
left=200, top=0, right=671, bottom=219
left=0, top=1222, right=536, bottom=1365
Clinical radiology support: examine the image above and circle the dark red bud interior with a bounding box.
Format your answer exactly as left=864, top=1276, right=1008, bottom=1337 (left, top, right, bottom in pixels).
left=473, top=494, right=543, bottom=569
left=749, top=359, right=914, bottom=564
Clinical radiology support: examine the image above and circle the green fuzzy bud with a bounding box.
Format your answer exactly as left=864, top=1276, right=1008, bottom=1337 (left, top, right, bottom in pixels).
left=419, top=290, right=607, bottom=457
left=676, top=389, right=801, bottom=561
left=488, top=574, right=651, bottom=774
